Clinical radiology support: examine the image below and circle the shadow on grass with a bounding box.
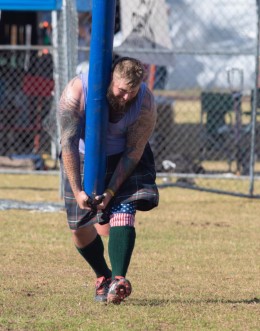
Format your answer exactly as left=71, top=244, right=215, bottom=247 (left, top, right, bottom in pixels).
left=129, top=297, right=260, bottom=306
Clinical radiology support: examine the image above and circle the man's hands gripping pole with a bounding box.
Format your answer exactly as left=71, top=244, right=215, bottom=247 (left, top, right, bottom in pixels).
left=86, top=194, right=105, bottom=212
left=78, top=189, right=114, bottom=212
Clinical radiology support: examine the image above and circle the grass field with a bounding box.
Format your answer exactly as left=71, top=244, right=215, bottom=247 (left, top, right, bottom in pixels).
left=0, top=174, right=260, bottom=331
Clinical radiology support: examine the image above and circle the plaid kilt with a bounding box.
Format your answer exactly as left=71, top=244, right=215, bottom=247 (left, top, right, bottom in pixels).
left=62, top=143, right=159, bottom=230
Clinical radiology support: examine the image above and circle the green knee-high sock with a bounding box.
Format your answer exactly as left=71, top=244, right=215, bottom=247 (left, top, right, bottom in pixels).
left=76, top=234, right=111, bottom=278
left=108, top=226, right=136, bottom=278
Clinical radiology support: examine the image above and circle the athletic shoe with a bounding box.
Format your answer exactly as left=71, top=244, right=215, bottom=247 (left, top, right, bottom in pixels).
left=95, top=276, right=111, bottom=302
left=107, top=276, right=132, bottom=304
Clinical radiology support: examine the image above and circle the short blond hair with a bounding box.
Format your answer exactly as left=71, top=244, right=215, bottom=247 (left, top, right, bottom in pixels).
left=112, top=57, right=145, bottom=88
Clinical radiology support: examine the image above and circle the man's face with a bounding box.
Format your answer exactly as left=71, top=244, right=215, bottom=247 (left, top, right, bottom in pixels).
left=107, top=77, right=140, bottom=111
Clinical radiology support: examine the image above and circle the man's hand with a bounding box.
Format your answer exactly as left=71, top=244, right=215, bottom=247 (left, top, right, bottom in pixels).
left=75, top=191, right=92, bottom=210
left=87, top=194, right=105, bottom=212
left=96, top=190, right=114, bottom=210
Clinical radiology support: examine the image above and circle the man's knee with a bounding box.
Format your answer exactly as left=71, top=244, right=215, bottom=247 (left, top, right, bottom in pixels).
left=95, top=223, right=110, bottom=237
left=71, top=224, right=97, bottom=247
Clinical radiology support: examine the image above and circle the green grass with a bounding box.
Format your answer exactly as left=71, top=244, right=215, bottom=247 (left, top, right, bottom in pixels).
left=0, top=174, right=260, bottom=331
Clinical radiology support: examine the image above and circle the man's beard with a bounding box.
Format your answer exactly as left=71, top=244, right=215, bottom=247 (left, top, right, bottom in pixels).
left=106, top=84, right=137, bottom=113
left=106, top=85, right=125, bottom=112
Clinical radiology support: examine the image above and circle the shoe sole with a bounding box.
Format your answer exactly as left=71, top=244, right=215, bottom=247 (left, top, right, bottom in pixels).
left=107, top=278, right=132, bottom=304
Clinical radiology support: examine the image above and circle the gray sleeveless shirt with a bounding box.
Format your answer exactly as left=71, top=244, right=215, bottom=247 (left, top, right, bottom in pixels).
left=79, top=73, right=147, bottom=156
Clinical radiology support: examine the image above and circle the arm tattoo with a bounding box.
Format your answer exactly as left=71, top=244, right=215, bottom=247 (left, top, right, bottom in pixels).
left=58, top=79, right=84, bottom=195
left=108, top=88, right=157, bottom=193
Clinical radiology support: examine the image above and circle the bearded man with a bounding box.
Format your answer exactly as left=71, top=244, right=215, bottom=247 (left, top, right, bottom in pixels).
left=58, top=57, right=159, bottom=304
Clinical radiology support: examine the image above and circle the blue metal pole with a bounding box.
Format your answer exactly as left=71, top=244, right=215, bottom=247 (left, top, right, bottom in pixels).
left=84, top=0, right=116, bottom=198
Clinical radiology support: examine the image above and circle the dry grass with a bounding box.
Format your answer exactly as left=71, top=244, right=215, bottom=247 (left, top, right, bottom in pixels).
left=0, top=174, right=61, bottom=202
left=170, top=98, right=252, bottom=125
left=0, top=174, right=260, bottom=331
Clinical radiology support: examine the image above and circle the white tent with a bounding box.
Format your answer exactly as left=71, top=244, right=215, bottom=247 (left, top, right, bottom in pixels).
left=114, top=0, right=174, bottom=66
left=114, top=0, right=258, bottom=90
left=167, top=0, right=258, bottom=90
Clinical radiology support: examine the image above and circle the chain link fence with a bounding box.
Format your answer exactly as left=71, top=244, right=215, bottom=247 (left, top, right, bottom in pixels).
left=0, top=46, right=54, bottom=158
left=0, top=0, right=260, bottom=197
left=151, top=0, right=260, bottom=198
left=0, top=0, right=78, bottom=170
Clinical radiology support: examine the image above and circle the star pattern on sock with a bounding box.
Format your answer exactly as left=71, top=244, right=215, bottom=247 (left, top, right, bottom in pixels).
left=111, top=202, right=135, bottom=214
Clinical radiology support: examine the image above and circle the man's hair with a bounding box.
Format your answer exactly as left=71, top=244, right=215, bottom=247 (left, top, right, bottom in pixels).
left=112, top=57, right=145, bottom=88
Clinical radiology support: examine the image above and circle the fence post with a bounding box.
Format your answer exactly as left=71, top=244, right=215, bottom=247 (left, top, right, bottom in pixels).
left=249, top=1, right=260, bottom=196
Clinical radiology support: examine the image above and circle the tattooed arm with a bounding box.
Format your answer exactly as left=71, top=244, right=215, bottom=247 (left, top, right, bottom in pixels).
left=58, top=77, right=91, bottom=210
left=98, top=87, right=157, bottom=208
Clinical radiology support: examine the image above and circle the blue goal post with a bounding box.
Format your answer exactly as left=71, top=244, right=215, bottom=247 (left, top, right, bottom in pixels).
left=83, top=0, right=116, bottom=198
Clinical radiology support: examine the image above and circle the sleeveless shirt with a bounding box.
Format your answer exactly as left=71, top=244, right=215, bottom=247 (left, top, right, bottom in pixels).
left=78, top=73, right=147, bottom=156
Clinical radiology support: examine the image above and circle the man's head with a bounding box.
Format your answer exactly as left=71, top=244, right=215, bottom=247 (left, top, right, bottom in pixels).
left=107, top=57, right=145, bottom=111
